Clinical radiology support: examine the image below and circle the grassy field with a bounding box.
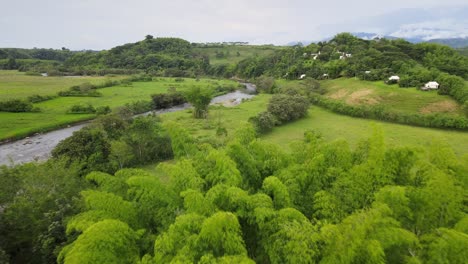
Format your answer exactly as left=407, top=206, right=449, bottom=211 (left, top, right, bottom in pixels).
left=307, top=78, right=464, bottom=116
left=262, top=106, right=468, bottom=156
left=0, top=70, right=127, bottom=100
left=157, top=94, right=468, bottom=156
left=193, top=45, right=283, bottom=65
left=0, top=77, right=238, bottom=141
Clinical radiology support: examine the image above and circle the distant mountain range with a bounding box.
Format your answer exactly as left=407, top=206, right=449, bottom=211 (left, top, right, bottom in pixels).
left=352, top=32, right=468, bottom=48
left=287, top=6, right=468, bottom=49
left=287, top=34, right=468, bottom=49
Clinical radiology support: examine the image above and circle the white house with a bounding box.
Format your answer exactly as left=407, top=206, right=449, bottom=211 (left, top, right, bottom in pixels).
left=365, top=71, right=371, bottom=74
left=388, top=76, right=400, bottom=81
left=299, top=74, right=306, bottom=79
left=423, top=81, right=439, bottom=90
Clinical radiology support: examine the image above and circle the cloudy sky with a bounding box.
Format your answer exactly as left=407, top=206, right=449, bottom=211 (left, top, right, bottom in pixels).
left=0, top=0, right=467, bottom=50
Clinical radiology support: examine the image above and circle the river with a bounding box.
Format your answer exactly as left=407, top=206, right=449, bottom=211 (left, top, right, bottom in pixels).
left=0, top=84, right=256, bottom=166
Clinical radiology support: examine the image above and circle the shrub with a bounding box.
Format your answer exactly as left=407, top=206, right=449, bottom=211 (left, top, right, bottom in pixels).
left=267, top=94, right=310, bottom=123
left=27, top=94, right=55, bottom=103
left=0, top=99, right=34, bottom=112
left=255, top=75, right=276, bottom=93
left=125, top=100, right=153, bottom=114
left=249, top=111, right=278, bottom=133
left=96, top=106, right=111, bottom=115
left=59, top=82, right=102, bottom=97
left=151, top=92, right=186, bottom=109
left=68, top=104, right=96, bottom=114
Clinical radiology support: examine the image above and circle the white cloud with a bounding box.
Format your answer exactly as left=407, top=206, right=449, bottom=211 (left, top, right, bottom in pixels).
left=390, top=19, right=468, bottom=40
left=0, top=1, right=466, bottom=49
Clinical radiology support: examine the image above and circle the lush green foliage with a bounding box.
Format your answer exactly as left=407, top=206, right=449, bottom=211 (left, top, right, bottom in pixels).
left=151, top=91, right=186, bottom=109
left=0, top=99, right=35, bottom=112
left=185, top=86, right=214, bottom=118
left=51, top=115, right=173, bottom=174
left=49, top=126, right=468, bottom=264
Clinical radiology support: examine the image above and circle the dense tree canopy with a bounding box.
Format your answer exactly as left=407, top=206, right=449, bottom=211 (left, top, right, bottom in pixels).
left=1, top=124, right=458, bottom=264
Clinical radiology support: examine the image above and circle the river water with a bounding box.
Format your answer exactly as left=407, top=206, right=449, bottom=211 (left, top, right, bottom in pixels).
left=0, top=84, right=256, bottom=166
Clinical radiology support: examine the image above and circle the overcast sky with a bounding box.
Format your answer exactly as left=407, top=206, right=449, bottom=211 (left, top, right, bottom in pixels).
left=0, top=0, right=467, bottom=50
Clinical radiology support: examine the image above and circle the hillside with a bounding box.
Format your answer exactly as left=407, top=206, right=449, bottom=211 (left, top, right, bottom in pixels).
left=318, top=78, right=464, bottom=116
left=193, top=45, right=284, bottom=66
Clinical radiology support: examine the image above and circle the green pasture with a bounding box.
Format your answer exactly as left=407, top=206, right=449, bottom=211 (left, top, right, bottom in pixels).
left=315, top=78, right=464, bottom=116
left=0, top=70, right=127, bottom=100
left=157, top=94, right=468, bottom=156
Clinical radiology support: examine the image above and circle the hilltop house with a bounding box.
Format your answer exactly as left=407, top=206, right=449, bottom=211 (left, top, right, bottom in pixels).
left=299, top=74, right=306, bottom=79
left=389, top=76, right=400, bottom=81
left=422, top=81, right=439, bottom=90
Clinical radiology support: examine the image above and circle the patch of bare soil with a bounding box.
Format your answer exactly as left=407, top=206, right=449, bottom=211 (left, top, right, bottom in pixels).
left=420, top=100, right=459, bottom=114
left=346, top=89, right=378, bottom=105
left=328, top=89, right=348, bottom=99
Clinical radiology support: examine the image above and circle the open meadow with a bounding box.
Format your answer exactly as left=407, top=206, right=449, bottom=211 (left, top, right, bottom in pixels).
left=0, top=70, right=127, bottom=100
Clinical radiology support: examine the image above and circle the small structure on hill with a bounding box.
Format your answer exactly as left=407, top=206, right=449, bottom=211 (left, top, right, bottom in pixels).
left=388, top=76, right=400, bottom=81
left=365, top=71, right=371, bottom=74
left=422, top=81, right=439, bottom=90
left=299, top=74, right=306, bottom=80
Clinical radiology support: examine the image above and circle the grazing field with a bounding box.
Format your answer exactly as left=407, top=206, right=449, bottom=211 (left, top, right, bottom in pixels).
left=158, top=94, right=468, bottom=156
left=315, top=78, right=464, bottom=116
left=193, top=45, right=283, bottom=65
left=0, top=70, right=127, bottom=100
left=0, top=77, right=238, bottom=141
left=262, top=106, right=468, bottom=156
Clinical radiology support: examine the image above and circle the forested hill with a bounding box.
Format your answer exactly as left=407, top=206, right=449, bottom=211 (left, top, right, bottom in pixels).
left=2, top=33, right=468, bottom=83
left=64, top=36, right=209, bottom=76
left=236, top=33, right=468, bottom=80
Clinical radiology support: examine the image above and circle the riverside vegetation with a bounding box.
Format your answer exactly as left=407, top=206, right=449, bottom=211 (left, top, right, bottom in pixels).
left=1, top=33, right=468, bottom=264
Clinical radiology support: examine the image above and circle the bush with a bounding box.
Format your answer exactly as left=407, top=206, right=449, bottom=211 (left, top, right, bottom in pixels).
left=27, top=94, right=55, bottom=103
left=0, top=99, right=34, bottom=112
left=96, top=106, right=111, bottom=115
left=255, top=75, right=276, bottom=93
left=151, top=92, right=186, bottom=109
left=68, top=104, right=96, bottom=114
left=58, top=90, right=102, bottom=97
left=59, top=82, right=102, bottom=97
left=267, top=94, right=310, bottom=123
left=249, top=111, right=278, bottom=133
left=125, top=100, right=153, bottom=114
